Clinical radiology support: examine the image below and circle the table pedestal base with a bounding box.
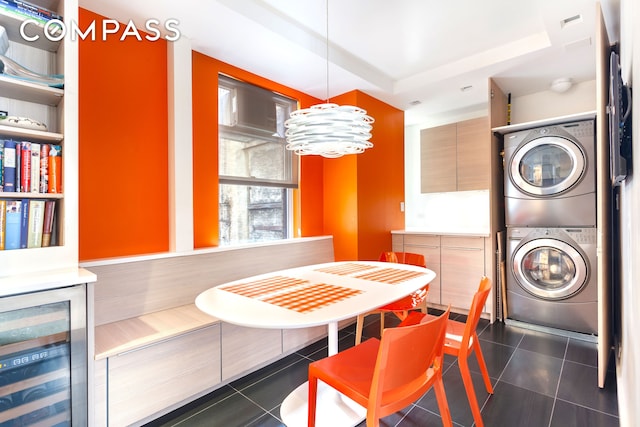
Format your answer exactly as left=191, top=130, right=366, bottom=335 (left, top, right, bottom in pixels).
left=280, top=380, right=366, bottom=427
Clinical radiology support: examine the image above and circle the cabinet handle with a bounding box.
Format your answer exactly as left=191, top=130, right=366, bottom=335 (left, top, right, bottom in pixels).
left=443, top=247, right=482, bottom=251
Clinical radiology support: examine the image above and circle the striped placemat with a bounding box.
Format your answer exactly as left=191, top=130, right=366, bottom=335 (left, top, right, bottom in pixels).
left=262, top=283, right=362, bottom=313
left=219, top=276, right=308, bottom=298
left=220, top=276, right=362, bottom=313
left=354, top=267, right=427, bottom=285
left=314, top=262, right=377, bottom=275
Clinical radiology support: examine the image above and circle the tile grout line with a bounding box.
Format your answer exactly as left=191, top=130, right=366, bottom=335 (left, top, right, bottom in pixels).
left=546, top=337, right=570, bottom=427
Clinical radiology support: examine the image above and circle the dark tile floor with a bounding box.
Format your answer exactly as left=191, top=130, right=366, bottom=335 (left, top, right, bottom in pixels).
left=145, top=311, right=619, bottom=427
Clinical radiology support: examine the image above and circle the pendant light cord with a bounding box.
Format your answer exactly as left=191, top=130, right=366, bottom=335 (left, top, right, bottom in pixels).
left=325, top=0, right=330, bottom=103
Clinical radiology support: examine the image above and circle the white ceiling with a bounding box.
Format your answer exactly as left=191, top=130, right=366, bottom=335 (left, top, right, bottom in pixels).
left=79, top=0, right=620, bottom=125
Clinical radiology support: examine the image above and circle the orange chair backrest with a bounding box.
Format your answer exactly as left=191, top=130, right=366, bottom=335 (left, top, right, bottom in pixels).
left=460, top=277, right=492, bottom=355
left=368, top=307, right=450, bottom=418
left=379, top=251, right=426, bottom=268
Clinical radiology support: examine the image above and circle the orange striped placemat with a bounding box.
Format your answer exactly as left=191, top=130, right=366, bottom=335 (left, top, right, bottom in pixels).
left=262, top=283, right=362, bottom=313
left=314, top=262, right=377, bottom=275
left=220, top=276, right=362, bottom=313
left=354, top=268, right=427, bottom=285
left=219, top=276, right=308, bottom=298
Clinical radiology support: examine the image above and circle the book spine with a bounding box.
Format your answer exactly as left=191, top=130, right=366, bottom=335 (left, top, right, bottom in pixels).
left=0, top=140, right=4, bottom=192
left=4, top=199, right=21, bottom=250
left=15, top=142, right=20, bottom=192
left=12, top=0, right=63, bottom=20
left=41, top=199, right=55, bottom=247
left=3, top=140, right=16, bottom=192
left=0, top=1, right=59, bottom=23
left=48, top=145, right=61, bottom=193
left=27, top=199, right=44, bottom=248
left=0, top=199, right=5, bottom=250
left=39, top=143, right=49, bottom=193
left=19, top=198, right=28, bottom=248
left=0, top=3, right=46, bottom=25
left=30, top=142, right=40, bottom=193
left=20, top=141, right=30, bottom=192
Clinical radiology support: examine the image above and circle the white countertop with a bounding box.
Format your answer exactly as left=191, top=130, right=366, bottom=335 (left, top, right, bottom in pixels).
left=392, top=229, right=491, bottom=237
left=0, top=267, right=97, bottom=297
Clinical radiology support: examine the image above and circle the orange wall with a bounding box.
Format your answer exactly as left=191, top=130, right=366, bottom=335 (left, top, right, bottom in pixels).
left=78, top=9, right=403, bottom=260
left=324, top=91, right=405, bottom=261
left=78, top=8, right=169, bottom=260
left=191, top=53, right=324, bottom=248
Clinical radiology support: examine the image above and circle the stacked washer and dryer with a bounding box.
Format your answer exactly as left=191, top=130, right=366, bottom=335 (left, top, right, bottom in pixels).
left=504, top=118, right=598, bottom=335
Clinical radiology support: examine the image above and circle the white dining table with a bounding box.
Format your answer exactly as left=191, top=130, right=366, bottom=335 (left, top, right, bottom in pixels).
left=195, top=260, right=435, bottom=427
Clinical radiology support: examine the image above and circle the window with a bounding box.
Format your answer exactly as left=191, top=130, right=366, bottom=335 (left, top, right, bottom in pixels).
left=218, top=75, right=298, bottom=245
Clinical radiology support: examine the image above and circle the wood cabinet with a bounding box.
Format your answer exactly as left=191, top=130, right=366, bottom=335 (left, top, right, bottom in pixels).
left=420, top=117, right=490, bottom=193
left=440, top=236, right=486, bottom=309
left=0, top=0, right=79, bottom=275
left=393, top=232, right=491, bottom=317
left=106, top=325, right=221, bottom=427
left=420, top=123, right=457, bottom=192
left=402, top=234, right=442, bottom=306
left=221, top=323, right=282, bottom=381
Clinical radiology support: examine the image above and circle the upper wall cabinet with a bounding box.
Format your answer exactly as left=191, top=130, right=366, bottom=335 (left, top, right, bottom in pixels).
left=420, top=117, right=490, bottom=193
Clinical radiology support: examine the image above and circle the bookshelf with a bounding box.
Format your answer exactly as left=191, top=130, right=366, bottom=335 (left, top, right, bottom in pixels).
left=0, top=0, right=79, bottom=277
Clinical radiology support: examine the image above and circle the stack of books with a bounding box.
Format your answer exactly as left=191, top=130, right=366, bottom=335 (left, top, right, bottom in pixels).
left=0, top=0, right=63, bottom=35
left=0, top=139, right=62, bottom=194
left=0, top=198, right=56, bottom=250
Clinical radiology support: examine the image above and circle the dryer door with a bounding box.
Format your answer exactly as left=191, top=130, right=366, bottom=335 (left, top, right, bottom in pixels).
left=512, top=237, right=588, bottom=300
left=509, top=136, right=586, bottom=196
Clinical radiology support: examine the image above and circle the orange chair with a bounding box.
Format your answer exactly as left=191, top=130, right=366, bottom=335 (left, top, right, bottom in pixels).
left=355, top=251, right=430, bottom=345
left=399, top=277, right=494, bottom=427
left=308, top=307, right=453, bottom=427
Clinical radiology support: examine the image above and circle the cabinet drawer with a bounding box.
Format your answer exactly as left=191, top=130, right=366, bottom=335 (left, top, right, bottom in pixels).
left=108, top=325, right=221, bottom=427
left=391, top=234, right=404, bottom=252
left=221, top=323, right=282, bottom=381
left=404, top=244, right=441, bottom=305
left=441, top=235, right=485, bottom=250
left=403, top=234, right=441, bottom=247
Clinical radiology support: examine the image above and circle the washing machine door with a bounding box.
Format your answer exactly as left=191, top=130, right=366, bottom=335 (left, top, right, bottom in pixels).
left=512, top=237, right=588, bottom=300
left=509, top=136, right=586, bottom=197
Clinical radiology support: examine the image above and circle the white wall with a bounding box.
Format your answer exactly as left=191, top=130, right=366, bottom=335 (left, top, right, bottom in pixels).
left=404, top=108, right=490, bottom=234
left=510, top=80, right=597, bottom=124
left=403, top=81, right=596, bottom=234
left=616, top=0, right=638, bottom=425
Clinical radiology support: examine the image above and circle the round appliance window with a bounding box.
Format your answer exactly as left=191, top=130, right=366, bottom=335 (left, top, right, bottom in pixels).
left=513, top=238, right=588, bottom=300
left=510, top=136, right=586, bottom=196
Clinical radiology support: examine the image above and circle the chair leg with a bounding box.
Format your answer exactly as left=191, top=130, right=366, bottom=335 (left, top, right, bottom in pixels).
left=458, top=356, right=485, bottom=427
left=379, top=312, right=385, bottom=338
left=433, top=376, right=453, bottom=427
left=308, top=374, right=318, bottom=427
left=420, top=298, right=428, bottom=314
left=472, top=334, right=494, bottom=394
left=355, top=314, right=365, bottom=345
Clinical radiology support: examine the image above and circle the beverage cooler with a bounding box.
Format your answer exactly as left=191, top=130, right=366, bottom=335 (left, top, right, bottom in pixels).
left=0, top=285, right=87, bottom=426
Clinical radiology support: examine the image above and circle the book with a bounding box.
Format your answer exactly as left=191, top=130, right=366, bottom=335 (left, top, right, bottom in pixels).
left=39, top=143, right=49, bottom=193
left=0, top=0, right=64, bottom=21
left=20, top=141, right=30, bottom=192
left=19, top=198, right=29, bottom=248
left=0, top=140, right=4, bottom=191
left=0, top=199, right=5, bottom=249
left=41, top=199, right=55, bottom=247
left=5, top=199, right=21, bottom=250
left=27, top=199, right=44, bottom=248
left=2, top=140, right=16, bottom=192
left=15, top=142, right=20, bottom=192
left=30, top=142, right=40, bottom=193
left=48, top=145, right=61, bottom=193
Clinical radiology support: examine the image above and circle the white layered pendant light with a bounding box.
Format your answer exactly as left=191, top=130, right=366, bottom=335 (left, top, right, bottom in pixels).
left=284, top=0, right=374, bottom=158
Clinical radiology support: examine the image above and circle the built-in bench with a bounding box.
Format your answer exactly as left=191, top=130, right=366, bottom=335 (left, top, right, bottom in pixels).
left=83, top=236, right=336, bottom=427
